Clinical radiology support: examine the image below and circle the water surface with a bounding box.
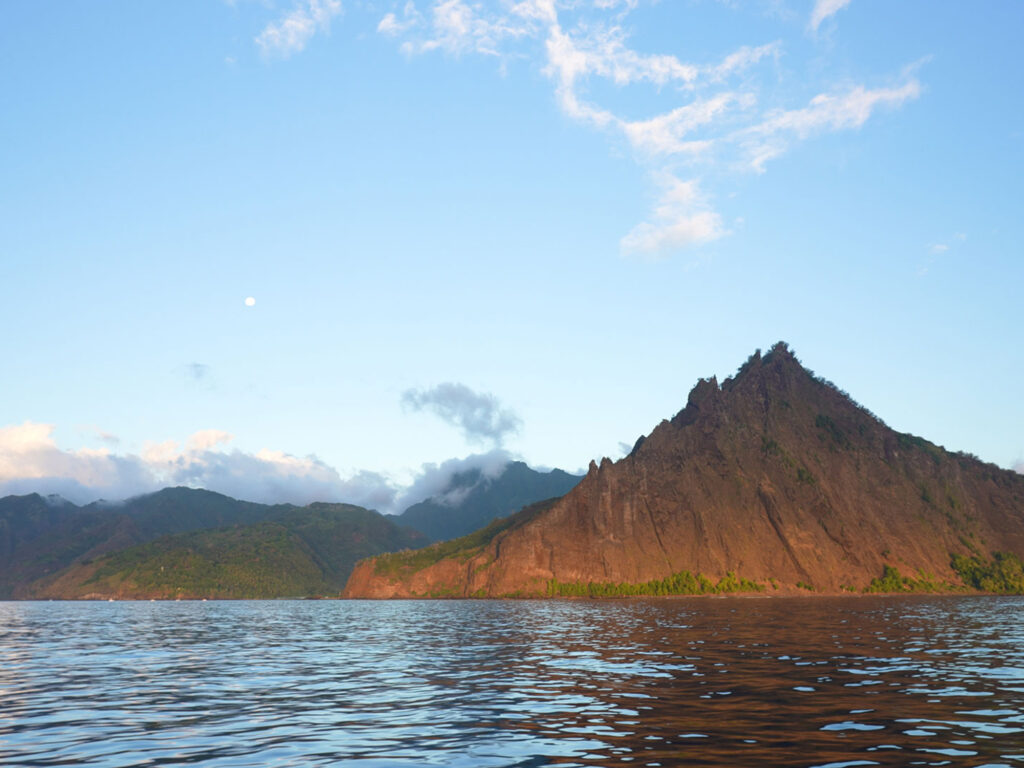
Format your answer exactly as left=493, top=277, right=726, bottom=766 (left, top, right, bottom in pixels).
left=1, top=597, right=1023, bottom=766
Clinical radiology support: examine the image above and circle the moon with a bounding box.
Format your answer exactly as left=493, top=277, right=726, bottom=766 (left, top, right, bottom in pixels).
left=244, top=297, right=256, bottom=307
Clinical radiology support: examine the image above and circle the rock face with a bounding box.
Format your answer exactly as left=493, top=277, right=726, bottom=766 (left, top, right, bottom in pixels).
left=344, top=343, right=1024, bottom=598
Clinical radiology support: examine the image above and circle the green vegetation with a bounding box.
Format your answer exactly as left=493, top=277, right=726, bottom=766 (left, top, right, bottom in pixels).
left=897, top=433, right=945, bottom=465
left=864, top=565, right=947, bottom=593
left=545, top=569, right=763, bottom=598
left=2, top=489, right=427, bottom=599
left=951, top=552, right=1024, bottom=594
left=47, top=504, right=424, bottom=599
left=815, top=414, right=851, bottom=450
left=796, top=466, right=816, bottom=485
left=919, top=484, right=934, bottom=505
left=85, top=523, right=326, bottom=598
left=735, top=349, right=762, bottom=378
left=374, top=499, right=555, bottom=579
left=796, top=580, right=814, bottom=592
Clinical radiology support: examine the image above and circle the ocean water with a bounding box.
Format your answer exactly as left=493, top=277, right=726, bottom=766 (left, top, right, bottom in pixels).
left=1, top=597, right=1023, bottom=767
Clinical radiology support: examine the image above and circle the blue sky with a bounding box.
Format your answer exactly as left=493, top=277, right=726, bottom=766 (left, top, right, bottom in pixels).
left=2, top=0, right=1022, bottom=509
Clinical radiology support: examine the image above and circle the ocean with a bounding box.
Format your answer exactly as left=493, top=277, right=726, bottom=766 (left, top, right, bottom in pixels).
left=1, top=597, right=1022, bottom=766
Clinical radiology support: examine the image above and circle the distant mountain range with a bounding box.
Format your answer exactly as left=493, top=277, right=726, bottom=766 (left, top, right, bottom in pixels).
left=396, top=461, right=581, bottom=542
left=0, top=488, right=426, bottom=599
left=345, top=343, right=1024, bottom=598
left=0, top=461, right=581, bottom=599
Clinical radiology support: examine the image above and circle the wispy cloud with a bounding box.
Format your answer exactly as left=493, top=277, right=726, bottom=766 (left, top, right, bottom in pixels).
left=247, top=1, right=917, bottom=257
left=363, top=1, right=920, bottom=258
left=920, top=231, right=967, bottom=275
left=80, top=425, right=121, bottom=447
left=378, top=1, right=421, bottom=37
left=1014, top=460, right=1024, bottom=475
left=402, top=382, right=522, bottom=447
left=809, top=0, right=853, bottom=32
left=256, top=0, right=342, bottom=58
left=737, top=80, right=921, bottom=173
left=620, top=174, right=724, bottom=256
left=250, top=1, right=918, bottom=257
left=708, top=42, right=781, bottom=82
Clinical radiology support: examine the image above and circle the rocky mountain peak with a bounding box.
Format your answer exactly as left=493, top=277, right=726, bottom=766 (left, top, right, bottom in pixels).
left=345, top=343, right=1024, bottom=598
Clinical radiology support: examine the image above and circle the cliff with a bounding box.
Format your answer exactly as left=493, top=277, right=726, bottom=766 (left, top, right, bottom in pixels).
left=344, top=343, right=1024, bottom=598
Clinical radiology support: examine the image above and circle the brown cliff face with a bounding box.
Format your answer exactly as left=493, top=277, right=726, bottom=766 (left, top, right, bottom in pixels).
left=344, top=343, right=1024, bottom=598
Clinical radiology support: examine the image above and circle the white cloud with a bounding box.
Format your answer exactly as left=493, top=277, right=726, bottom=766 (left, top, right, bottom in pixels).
left=0, top=422, right=547, bottom=516
left=378, top=2, right=421, bottom=36
left=367, top=1, right=920, bottom=257
left=403, top=0, right=532, bottom=57
left=544, top=22, right=698, bottom=97
left=753, top=81, right=921, bottom=137
left=395, top=450, right=512, bottom=510
left=809, top=0, right=852, bottom=32
left=1014, top=461, right=1024, bottom=475
left=185, top=429, right=234, bottom=453
left=739, top=80, right=921, bottom=172
left=256, top=0, right=342, bottom=58
left=920, top=230, right=967, bottom=274
left=708, top=42, right=781, bottom=81
left=0, top=421, right=395, bottom=509
left=592, top=0, right=638, bottom=11
left=620, top=174, right=725, bottom=257
left=622, top=93, right=752, bottom=157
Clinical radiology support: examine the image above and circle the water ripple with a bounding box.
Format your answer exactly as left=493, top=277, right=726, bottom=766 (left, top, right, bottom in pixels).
left=0, top=597, right=1022, bottom=766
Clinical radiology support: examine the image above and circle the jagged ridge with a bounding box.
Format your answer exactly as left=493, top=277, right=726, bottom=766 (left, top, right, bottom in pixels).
left=344, top=343, right=1024, bottom=598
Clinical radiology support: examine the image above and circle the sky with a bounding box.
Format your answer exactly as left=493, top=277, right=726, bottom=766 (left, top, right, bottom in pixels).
left=1, top=0, right=1022, bottom=510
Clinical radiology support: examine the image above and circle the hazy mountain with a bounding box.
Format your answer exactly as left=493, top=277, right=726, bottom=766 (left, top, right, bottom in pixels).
left=345, top=343, right=1024, bottom=598
left=397, top=460, right=582, bottom=542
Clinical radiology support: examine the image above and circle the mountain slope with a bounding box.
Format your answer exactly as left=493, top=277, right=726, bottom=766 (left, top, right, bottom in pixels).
left=397, top=461, right=582, bottom=542
left=345, top=343, right=1024, bottom=598
left=0, top=489, right=426, bottom=599
left=33, top=504, right=427, bottom=600
left=0, top=493, right=143, bottom=597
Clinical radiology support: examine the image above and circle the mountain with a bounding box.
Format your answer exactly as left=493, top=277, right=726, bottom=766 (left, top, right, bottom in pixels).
left=0, top=488, right=425, bottom=599
left=344, top=343, right=1024, bottom=598
left=396, top=461, right=582, bottom=542
left=33, top=504, right=426, bottom=600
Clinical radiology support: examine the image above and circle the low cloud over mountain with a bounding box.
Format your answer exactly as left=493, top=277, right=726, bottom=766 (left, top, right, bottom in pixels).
left=0, top=422, right=395, bottom=510
left=0, top=423, right=554, bottom=519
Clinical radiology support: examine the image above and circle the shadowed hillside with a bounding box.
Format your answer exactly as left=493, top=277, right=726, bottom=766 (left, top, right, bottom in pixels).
left=0, top=489, right=424, bottom=599
left=34, top=504, right=426, bottom=600
left=397, top=461, right=581, bottom=542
